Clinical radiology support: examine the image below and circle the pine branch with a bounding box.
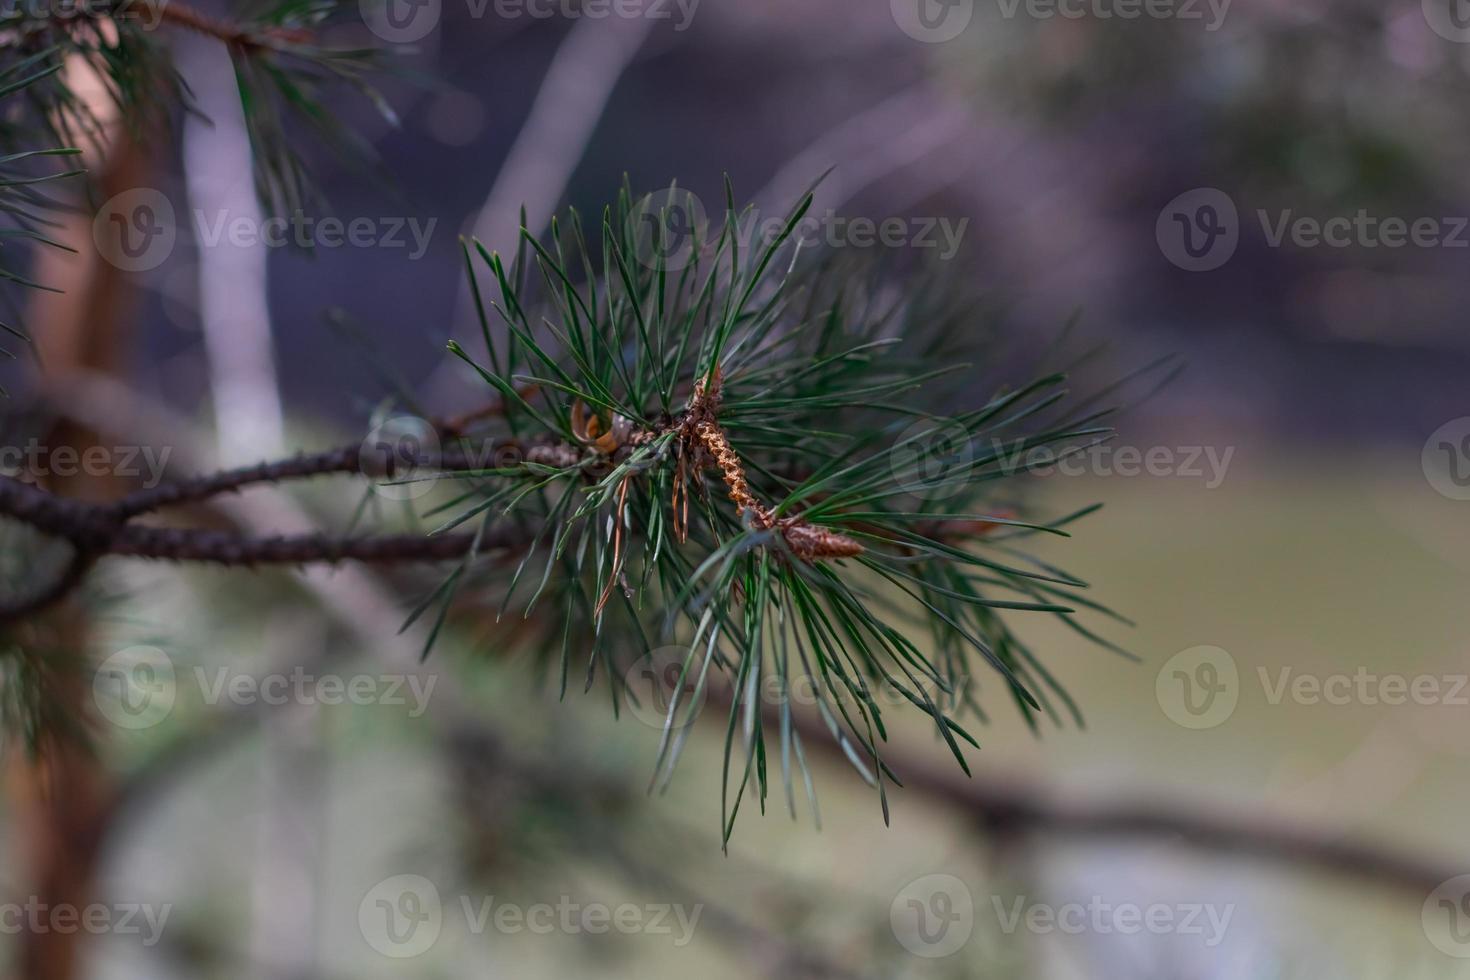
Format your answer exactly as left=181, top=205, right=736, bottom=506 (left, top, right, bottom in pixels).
left=106, top=524, right=501, bottom=564
left=0, top=472, right=524, bottom=576
left=0, top=180, right=1159, bottom=837
left=1, top=0, right=396, bottom=217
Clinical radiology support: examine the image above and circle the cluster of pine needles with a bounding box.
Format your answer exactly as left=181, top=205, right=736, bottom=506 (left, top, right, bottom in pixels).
left=394, top=181, right=1152, bottom=839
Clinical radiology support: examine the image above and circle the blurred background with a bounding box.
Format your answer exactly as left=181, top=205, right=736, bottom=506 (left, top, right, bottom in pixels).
left=5, top=0, right=1470, bottom=976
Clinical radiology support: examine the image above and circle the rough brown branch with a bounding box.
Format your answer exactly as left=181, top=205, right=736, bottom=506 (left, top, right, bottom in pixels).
left=681, top=370, right=863, bottom=561
left=110, top=437, right=570, bottom=519
left=0, top=472, right=526, bottom=605
left=105, top=525, right=511, bottom=565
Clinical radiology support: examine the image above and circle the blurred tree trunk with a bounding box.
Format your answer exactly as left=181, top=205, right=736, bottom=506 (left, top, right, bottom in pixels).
left=6, top=119, right=152, bottom=979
